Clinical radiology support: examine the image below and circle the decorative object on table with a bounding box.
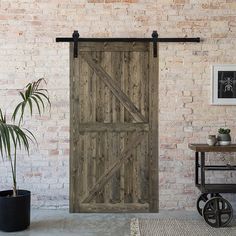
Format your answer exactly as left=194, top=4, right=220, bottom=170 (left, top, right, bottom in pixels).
left=217, top=128, right=231, bottom=146
left=211, top=64, right=236, bottom=105
left=0, top=79, right=50, bottom=232
left=207, top=135, right=217, bottom=146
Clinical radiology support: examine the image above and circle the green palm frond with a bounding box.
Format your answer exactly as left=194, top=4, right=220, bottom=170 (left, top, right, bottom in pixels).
left=0, top=122, right=35, bottom=160
left=12, top=78, right=51, bottom=125
left=0, top=78, right=50, bottom=196
left=0, top=108, right=6, bottom=123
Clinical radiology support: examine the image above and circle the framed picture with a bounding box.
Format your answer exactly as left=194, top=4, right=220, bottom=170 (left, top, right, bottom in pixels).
left=212, top=65, right=236, bottom=105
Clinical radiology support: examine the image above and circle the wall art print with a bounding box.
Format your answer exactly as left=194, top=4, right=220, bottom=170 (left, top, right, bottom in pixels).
left=212, top=65, right=236, bottom=105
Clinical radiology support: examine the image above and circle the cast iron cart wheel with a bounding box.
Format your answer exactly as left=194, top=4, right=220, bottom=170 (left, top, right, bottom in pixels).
left=197, top=193, right=221, bottom=216
left=202, top=197, right=233, bottom=228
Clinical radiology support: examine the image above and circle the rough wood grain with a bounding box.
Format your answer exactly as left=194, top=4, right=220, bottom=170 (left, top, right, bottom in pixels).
left=120, top=55, right=125, bottom=202
left=70, top=43, right=81, bottom=212
left=82, top=132, right=145, bottom=203
left=189, top=144, right=236, bottom=152
left=79, top=203, right=149, bottom=213
left=124, top=52, right=133, bottom=203
left=81, top=53, right=146, bottom=123
left=78, top=123, right=149, bottom=132
left=78, top=42, right=149, bottom=52
left=102, top=52, right=112, bottom=202
left=70, top=41, right=158, bottom=213
left=96, top=132, right=104, bottom=203
left=69, top=43, right=76, bottom=212
left=131, top=52, right=141, bottom=203
left=148, top=44, right=159, bottom=212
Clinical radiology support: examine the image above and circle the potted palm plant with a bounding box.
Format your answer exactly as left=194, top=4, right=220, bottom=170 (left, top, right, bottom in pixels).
left=0, top=78, right=50, bottom=232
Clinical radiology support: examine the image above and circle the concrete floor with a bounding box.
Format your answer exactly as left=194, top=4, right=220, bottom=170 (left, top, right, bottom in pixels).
left=0, top=209, right=202, bottom=236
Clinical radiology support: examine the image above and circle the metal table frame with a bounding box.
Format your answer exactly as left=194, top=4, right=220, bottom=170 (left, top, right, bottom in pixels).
left=189, top=144, right=236, bottom=194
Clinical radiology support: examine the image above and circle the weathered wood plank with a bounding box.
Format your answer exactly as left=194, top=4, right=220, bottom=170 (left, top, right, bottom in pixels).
left=102, top=52, right=112, bottom=203
left=111, top=51, right=122, bottom=123
left=104, top=132, right=110, bottom=203
left=95, top=133, right=104, bottom=203
left=120, top=132, right=125, bottom=203
left=70, top=42, right=158, bottom=213
left=111, top=133, right=120, bottom=203
left=138, top=52, right=149, bottom=203
left=86, top=135, right=92, bottom=198
left=133, top=146, right=139, bottom=203
left=70, top=43, right=81, bottom=213
left=82, top=132, right=145, bottom=203
left=90, top=71, right=96, bottom=122
left=123, top=52, right=131, bottom=203
left=103, top=52, right=112, bottom=123
left=99, top=132, right=106, bottom=202
left=142, top=134, right=149, bottom=203
left=136, top=134, right=142, bottom=203
left=80, top=55, right=90, bottom=122
left=83, top=135, right=88, bottom=198
left=110, top=52, right=121, bottom=203
left=91, top=133, right=97, bottom=203
left=119, top=53, right=125, bottom=203
left=95, top=51, right=105, bottom=202
left=188, top=144, right=236, bottom=152
left=140, top=52, right=149, bottom=123
left=124, top=52, right=133, bottom=123
left=78, top=123, right=149, bottom=132
left=120, top=52, right=125, bottom=123
left=81, top=53, right=146, bottom=123
left=78, top=42, right=149, bottom=52
left=69, top=43, right=76, bottom=212
left=79, top=203, right=149, bottom=213
left=148, top=43, right=159, bottom=212
left=124, top=133, right=133, bottom=203
left=78, top=132, right=84, bottom=200
left=131, top=52, right=141, bottom=203
left=95, top=51, right=103, bottom=122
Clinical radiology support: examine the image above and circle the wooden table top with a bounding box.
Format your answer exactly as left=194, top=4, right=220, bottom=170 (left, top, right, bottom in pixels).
left=188, top=144, right=236, bottom=152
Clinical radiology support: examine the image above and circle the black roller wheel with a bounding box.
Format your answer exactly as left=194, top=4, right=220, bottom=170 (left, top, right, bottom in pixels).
left=202, top=197, right=233, bottom=228
left=196, top=193, right=221, bottom=216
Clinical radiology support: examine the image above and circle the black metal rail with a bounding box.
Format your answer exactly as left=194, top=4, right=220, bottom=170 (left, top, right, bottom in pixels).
left=203, top=165, right=236, bottom=171
left=56, top=30, right=201, bottom=58
left=56, top=37, right=200, bottom=43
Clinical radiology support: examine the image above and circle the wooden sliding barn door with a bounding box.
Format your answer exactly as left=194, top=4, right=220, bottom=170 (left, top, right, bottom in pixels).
left=70, top=41, right=158, bottom=213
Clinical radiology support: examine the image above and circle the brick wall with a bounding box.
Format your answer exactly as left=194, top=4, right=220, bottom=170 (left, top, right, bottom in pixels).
left=0, top=0, right=236, bottom=209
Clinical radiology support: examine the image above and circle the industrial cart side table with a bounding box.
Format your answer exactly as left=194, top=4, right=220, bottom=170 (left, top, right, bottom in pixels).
left=188, top=143, right=236, bottom=228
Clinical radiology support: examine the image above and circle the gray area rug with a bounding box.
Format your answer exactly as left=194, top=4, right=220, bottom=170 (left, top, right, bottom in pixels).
left=130, top=218, right=236, bottom=236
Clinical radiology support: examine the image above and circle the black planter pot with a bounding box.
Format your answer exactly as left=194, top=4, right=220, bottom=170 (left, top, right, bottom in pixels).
left=0, top=190, right=31, bottom=232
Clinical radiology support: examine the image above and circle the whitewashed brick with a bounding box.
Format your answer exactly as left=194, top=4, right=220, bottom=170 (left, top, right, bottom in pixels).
left=0, top=0, right=235, bottom=210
